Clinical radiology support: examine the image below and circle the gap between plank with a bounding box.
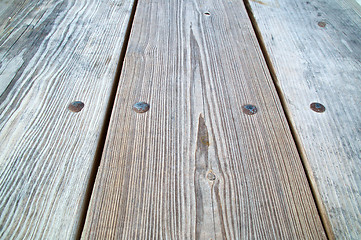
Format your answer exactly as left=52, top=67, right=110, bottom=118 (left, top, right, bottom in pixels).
left=75, top=0, right=139, bottom=239
left=242, top=1, right=334, bottom=239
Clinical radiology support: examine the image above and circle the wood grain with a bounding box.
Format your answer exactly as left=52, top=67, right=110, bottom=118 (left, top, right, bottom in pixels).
left=0, top=0, right=135, bottom=238
left=247, top=0, right=361, bottom=238
left=82, top=0, right=326, bottom=238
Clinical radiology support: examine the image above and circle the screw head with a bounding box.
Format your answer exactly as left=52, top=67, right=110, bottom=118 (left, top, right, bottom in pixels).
left=310, top=102, right=325, bottom=113
left=242, top=104, right=257, bottom=115
left=132, top=102, right=150, bottom=113
left=68, top=101, right=84, bottom=112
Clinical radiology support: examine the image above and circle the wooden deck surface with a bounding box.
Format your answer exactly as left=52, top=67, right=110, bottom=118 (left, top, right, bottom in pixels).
left=0, top=0, right=136, bottom=238
left=247, top=0, right=361, bottom=238
left=0, top=0, right=359, bottom=239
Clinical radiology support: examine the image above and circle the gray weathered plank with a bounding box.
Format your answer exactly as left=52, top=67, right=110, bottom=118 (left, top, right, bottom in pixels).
left=82, top=0, right=326, bottom=238
left=247, top=0, right=361, bottom=238
left=0, top=0, right=135, bottom=238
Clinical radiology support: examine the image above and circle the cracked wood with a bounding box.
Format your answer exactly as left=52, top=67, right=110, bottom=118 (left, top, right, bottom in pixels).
left=82, top=0, right=326, bottom=238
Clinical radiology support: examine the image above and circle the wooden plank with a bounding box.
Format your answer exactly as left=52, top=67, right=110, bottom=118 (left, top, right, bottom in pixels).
left=82, top=0, right=326, bottom=238
left=247, top=0, right=361, bottom=238
left=0, top=0, right=135, bottom=238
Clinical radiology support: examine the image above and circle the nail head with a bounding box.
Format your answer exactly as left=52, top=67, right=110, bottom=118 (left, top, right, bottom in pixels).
left=242, top=104, right=257, bottom=115
left=207, top=172, right=216, bottom=181
left=68, top=101, right=84, bottom=112
left=318, top=21, right=326, bottom=27
left=310, top=102, right=325, bottom=113
left=133, top=102, right=150, bottom=113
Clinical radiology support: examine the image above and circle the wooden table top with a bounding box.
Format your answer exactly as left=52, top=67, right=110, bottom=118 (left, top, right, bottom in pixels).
left=0, top=0, right=359, bottom=239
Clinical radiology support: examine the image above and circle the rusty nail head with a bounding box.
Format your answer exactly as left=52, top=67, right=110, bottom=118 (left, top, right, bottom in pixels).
left=318, top=21, right=326, bottom=27
left=68, top=101, right=84, bottom=112
left=242, top=104, right=257, bottom=115
left=310, top=102, right=325, bottom=113
left=133, top=102, right=150, bottom=113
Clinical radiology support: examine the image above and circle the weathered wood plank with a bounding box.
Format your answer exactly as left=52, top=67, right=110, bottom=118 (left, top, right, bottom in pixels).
left=0, top=0, right=135, bottom=238
left=82, top=0, right=326, bottom=238
left=247, top=0, right=361, bottom=238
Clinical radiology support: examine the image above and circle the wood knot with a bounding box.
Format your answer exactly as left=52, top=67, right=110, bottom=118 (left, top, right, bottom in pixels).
left=200, top=136, right=210, bottom=146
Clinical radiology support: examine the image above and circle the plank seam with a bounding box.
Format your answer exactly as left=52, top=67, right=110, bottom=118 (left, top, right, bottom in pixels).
left=75, top=0, right=140, bottom=238
left=242, top=0, right=334, bottom=239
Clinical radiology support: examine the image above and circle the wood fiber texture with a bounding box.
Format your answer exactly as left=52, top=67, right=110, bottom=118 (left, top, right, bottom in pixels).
left=82, top=0, right=326, bottom=239
left=248, top=0, right=361, bottom=238
left=0, top=0, right=135, bottom=238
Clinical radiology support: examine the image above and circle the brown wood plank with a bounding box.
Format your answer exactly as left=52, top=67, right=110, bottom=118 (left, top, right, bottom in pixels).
left=247, top=0, right=361, bottom=238
left=0, top=0, right=135, bottom=238
left=82, top=0, right=326, bottom=238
